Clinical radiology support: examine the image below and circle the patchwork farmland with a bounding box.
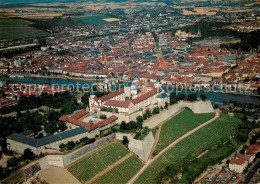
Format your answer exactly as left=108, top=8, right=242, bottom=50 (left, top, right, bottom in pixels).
left=155, top=108, right=214, bottom=153
left=135, top=113, right=241, bottom=184
left=67, top=142, right=129, bottom=183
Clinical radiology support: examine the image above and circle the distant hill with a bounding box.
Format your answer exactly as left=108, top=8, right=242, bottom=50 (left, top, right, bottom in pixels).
left=0, top=0, right=244, bottom=5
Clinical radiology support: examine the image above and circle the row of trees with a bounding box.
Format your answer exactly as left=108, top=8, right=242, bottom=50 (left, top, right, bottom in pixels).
left=0, top=91, right=82, bottom=115
left=59, top=137, right=95, bottom=152
left=101, top=107, right=119, bottom=113
left=169, top=93, right=206, bottom=105
left=0, top=109, right=66, bottom=153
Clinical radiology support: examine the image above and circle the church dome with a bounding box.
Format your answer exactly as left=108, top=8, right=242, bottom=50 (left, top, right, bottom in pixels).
left=131, top=84, right=137, bottom=90
left=125, top=82, right=130, bottom=87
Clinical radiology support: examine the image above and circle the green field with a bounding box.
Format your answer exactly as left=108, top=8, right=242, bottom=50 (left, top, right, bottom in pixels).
left=155, top=109, right=214, bottom=153
left=72, top=15, right=113, bottom=24
left=93, top=155, right=144, bottom=184
left=68, top=142, right=129, bottom=183
left=0, top=19, right=49, bottom=40
left=135, top=113, right=241, bottom=184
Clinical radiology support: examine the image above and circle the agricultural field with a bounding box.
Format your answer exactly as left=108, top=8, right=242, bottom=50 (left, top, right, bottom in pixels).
left=155, top=109, right=214, bottom=153
left=67, top=142, right=129, bottom=183
left=0, top=19, right=49, bottom=40
left=93, top=155, right=143, bottom=184
left=72, top=15, right=117, bottom=25
left=135, top=113, right=241, bottom=184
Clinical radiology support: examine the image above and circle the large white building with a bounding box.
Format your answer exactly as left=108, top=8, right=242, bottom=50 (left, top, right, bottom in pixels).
left=89, top=77, right=169, bottom=117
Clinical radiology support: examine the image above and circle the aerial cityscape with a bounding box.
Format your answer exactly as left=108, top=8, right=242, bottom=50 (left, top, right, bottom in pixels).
left=0, top=0, right=259, bottom=183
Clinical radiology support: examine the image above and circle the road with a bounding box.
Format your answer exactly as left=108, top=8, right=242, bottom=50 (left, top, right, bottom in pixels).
left=245, top=158, right=260, bottom=184
left=127, top=112, right=220, bottom=184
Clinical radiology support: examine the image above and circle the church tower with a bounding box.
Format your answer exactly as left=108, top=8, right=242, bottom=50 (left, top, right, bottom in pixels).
left=197, top=27, right=201, bottom=37
left=124, top=82, right=131, bottom=99
left=236, top=49, right=242, bottom=65
left=154, top=76, right=161, bottom=89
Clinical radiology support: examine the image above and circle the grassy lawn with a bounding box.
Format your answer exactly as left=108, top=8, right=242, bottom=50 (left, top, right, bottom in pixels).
left=135, top=113, right=241, bottom=184
left=155, top=109, right=214, bottom=153
left=67, top=142, right=129, bottom=183
left=93, top=155, right=144, bottom=184
left=0, top=19, right=49, bottom=40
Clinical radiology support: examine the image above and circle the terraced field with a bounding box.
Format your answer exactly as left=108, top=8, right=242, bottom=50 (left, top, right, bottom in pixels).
left=135, top=113, right=241, bottom=184
left=93, top=155, right=143, bottom=184
left=67, top=142, right=129, bottom=183
left=155, top=109, right=214, bottom=153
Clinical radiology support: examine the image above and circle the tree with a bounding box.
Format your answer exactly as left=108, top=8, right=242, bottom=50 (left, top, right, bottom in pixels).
left=66, top=141, right=75, bottom=150
left=7, top=157, right=19, bottom=168
left=100, top=114, right=107, bottom=119
left=24, top=148, right=36, bottom=160
left=107, top=107, right=113, bottom=112
left=145, top=109, right=152, bottom=118
left=187, top=93, right=197, bottom=101
left=136, top=115, right=144, bottom=123
left=152, top=106, right=160, bottom=115
left=80, top=137, right=95, bottom=145
left=120, top=121, right=127, bottom=130
left=164, top=102, right=169, bottom=109
left=44, top=121, right=58, bottom=134
left=58, top=121, right=67, bottom=132
left=200, top=94, right=207, bottom=101
left=59, top=143, right=66, bottom=149
left=143, top=113, right=147, bottom=120
left=122, top=136, right=129, bottom=145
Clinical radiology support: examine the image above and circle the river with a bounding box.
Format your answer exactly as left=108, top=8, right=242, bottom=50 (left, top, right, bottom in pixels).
left=1, top=76, right=260, bottom=105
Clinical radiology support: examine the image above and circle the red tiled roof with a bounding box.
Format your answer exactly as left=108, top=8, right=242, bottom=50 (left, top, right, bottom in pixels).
left=237, top=154, right=250, bottom=161
left=100, top=89, right=124, bottom=102
left=104, top=100, right=130, bottom=108
left=96, top=115, right=118, bottom=128
left=0, top=101, right=16, bottom=108
left=131, top=88, right=158, bottom=105
left=248, top=144, right=259, bottom=151
left=84, top=122, right=98, bottom=132
left=229, top=159, right=245, bottom=165
left=59, top=115, right=68, bottom=121
left=72, top=109, right=89, bottom=119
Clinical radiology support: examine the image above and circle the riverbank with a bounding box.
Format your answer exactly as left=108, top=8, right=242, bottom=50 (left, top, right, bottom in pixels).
left=23, top=74, right=105, bottom=82
left=1, top=76, right=259, bottom=105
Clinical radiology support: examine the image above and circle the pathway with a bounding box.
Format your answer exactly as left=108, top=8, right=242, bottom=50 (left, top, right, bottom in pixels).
left=127, top=112, right=220, bottom=184
left=149, top=108, right=185, bottom=159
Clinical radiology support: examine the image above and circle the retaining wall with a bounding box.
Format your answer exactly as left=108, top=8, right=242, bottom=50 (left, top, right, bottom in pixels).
left=143, top=100, right=215, bottom=129
left=63, top=133, right=116, bottom=167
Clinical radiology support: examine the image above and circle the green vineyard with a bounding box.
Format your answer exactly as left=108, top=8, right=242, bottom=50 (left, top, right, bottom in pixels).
left=93, top=155, right=143, bottom=184
left=156, top=108, right=214, bottom=152
left=68, top=142, right=129, bottom=183
left=135, top=113, right=241, bottom=184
